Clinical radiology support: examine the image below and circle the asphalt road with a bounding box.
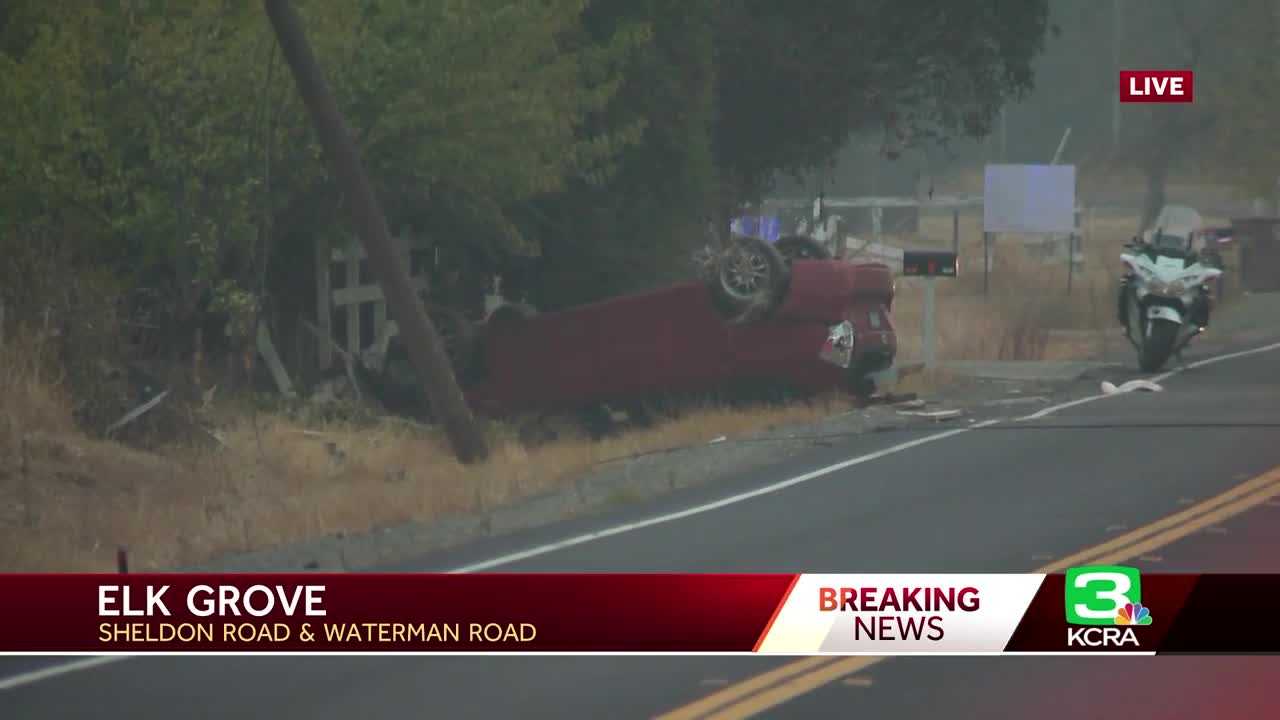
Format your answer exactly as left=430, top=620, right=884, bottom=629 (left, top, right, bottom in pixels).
left=4, top=336, right=1280, bottom=719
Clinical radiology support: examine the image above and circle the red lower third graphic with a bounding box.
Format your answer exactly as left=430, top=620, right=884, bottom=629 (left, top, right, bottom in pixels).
left=1032, top=502, right=1279, bottom=719
left=762, top=493, right=1280, bottom=720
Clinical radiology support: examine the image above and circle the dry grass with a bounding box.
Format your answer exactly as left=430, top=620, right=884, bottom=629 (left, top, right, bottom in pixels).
left=1, top=332, right=75, bottom=446
left=1, top=339, right=857, bottom=572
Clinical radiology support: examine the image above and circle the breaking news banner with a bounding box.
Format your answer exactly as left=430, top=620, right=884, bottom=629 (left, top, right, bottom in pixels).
left=0, top=569, right=1276, bottom=655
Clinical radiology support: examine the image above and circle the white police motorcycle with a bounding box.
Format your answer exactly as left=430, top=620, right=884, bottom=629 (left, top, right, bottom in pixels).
left=1118, top=226, right=1223, bottom=372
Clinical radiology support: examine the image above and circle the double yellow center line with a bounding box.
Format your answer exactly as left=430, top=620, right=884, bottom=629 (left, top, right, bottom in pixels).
left=657, top=465, right=1280, bottom=720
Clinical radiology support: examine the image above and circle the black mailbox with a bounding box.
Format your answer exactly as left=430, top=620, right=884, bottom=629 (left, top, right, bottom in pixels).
left=902, top=250, right=959, bottom=278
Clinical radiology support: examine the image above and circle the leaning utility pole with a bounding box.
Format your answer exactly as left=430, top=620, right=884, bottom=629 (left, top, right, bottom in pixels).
left=263, top=0, right=488, bottom=463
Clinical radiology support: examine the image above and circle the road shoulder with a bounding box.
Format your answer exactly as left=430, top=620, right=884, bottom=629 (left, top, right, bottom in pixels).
left=184, top=299, right=1280, bottom=574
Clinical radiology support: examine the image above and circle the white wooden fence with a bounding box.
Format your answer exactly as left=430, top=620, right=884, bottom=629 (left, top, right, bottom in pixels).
left=315, top=230, right=427, bottom=372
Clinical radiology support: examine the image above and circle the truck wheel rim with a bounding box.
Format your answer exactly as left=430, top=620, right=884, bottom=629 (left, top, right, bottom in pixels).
left=722, top=248, right=769, bottom=298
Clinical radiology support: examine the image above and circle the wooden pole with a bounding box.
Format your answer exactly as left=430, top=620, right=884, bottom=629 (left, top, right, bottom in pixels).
left=983, top=232, right=992, bottom=296
left=1067, top=234, right=1075, bottom=294
left=264, top=0, right=488, bottom=462
left=922, top=278, right=937, bottom=370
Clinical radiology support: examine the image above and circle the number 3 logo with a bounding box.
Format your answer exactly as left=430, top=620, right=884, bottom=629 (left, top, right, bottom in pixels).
left=1064, top=566, right=1142, bottom=625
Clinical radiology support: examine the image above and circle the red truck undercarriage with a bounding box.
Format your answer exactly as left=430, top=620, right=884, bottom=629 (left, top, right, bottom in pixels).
left=375, top=235, right=898, bottom=420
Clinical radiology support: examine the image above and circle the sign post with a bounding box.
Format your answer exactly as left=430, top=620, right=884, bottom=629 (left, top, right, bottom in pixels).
left=952, top=210, right=960, bottom=255
left=1067, top=233, right=1078, bottom=294
left=983, top=232, right=992, bottom=296
left=903, top=251, right=959, bottom=370
left=922, top=278, right=937, bottom=369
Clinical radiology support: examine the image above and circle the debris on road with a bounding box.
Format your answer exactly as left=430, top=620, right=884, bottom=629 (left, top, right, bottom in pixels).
left=897, top=409, right=964, bottom=421
left=1101, top=379, right=1164, bottom=394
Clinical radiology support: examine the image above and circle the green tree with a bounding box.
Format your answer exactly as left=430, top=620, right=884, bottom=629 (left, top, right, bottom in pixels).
left=1, top=0, right=646, bottom=362
left=336, top=0, right=646, bottom=260
left=530, top=0, right=718, bottom=308
left=1199, top=0, right=1280, bottom=204
left=710, top=0, right=1051, bottom=223
left=0, top=0, right=302, bottom=353
left=1110, top=0, right=1229, bottom=230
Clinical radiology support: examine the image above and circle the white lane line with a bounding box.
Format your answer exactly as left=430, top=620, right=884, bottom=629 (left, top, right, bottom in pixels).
left=449, top=420, right=1003, bottom=572
left=0, top=421, right=1000, bottom=691
left=0, top=657, right=128, bottom=691
left=1021, top=339, right=1280, bottom=421
left=7, top=339, right=1280, bottom=691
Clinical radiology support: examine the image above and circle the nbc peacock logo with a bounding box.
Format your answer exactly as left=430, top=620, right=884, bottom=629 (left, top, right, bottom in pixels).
left=1114, top=602, right=1153, bottom=626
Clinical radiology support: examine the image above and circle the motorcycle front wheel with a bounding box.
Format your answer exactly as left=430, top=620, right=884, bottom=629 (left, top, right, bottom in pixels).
left=1124, top=290, right=1142, bottom=345
left=1138, top=318, right=1179, bottom=372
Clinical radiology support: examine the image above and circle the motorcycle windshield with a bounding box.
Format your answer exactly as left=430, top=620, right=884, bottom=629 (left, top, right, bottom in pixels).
left=1143, top=205, right=1203, bottom=257
left=1152, top=205, right=1204, bottom=232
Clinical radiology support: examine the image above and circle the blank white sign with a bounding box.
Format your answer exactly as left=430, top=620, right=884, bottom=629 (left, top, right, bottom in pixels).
left=983, top=164, right=1076, bottom=235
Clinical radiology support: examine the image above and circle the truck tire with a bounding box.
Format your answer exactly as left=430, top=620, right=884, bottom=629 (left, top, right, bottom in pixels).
left=708, top=235, right=790, bottom=323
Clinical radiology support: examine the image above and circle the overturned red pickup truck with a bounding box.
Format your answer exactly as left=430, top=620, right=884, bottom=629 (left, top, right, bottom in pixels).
left=376, top=236, right=897, bottom=418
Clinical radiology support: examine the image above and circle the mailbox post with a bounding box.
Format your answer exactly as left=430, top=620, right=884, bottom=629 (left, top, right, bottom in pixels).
left=902, top=250, right=959, bottom=370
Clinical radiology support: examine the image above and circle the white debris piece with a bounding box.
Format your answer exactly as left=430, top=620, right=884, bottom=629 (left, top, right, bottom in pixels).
left=897, top=409, right=964, bottom=420
left=1101, top=379, right=1165, bottom=394
left=106, top=389, right=170, bottom=435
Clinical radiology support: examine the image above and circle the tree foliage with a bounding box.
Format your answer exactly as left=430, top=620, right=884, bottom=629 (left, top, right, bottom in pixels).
left=0, top=0, right=1053, bottom=390
left=1198, top=0, right=1280, bottom=199
left=1106, top=0, right=1230, bottom=228
left=1008, top=1, right=1278, bottom=226
left=1, top=0, right=648, bottom=351
left=711, top=0, right=1051, bottom=211
left=528, top=0, right=719, bottom=308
